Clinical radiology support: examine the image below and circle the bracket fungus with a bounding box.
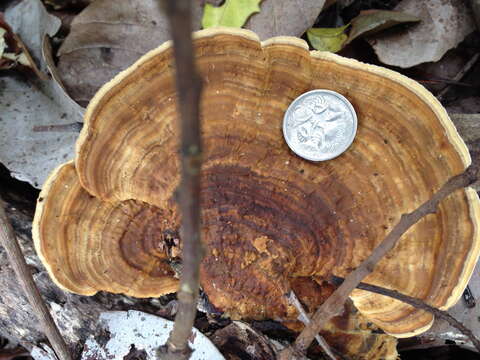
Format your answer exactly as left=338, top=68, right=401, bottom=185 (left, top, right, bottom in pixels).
left=33, top=28, right=480, bottom=339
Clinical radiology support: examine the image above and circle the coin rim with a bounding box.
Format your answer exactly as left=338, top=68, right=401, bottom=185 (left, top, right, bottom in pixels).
left=282, top=89, right=358, bottom=162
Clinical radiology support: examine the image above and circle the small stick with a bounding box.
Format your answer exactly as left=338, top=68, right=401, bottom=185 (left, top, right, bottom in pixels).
left=0, top=199, right=72, bottom=360
left=287, top=291, right=337, bottom=360
left=416, top=79, right=473, bottom=87
left=33, top=123, right=82, bottom=132
left=278, top=161, right=479, bottom=359
left=330, top=275, right=480, bottom=352
left=156, top=0, right=203, bottom=359
left=437, top=53, right=480, bottom=102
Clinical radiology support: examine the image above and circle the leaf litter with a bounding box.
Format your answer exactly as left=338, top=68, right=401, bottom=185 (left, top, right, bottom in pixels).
left=1, top=0, right=83, bottom=188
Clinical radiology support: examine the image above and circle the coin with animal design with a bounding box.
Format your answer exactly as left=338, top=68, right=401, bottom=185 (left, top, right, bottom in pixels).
left=283, top=89, right=357, bottom=161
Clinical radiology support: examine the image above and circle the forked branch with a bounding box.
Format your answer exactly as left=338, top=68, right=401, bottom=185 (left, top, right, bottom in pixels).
left=279, top=161, right=479, bottom=359
left=331, top=275, right=480, bottom=352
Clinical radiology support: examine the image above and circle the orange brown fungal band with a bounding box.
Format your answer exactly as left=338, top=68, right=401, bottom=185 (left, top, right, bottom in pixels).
left=33, top=28, right=480, bottom=338
left=32, top=161, right=179, bottom=297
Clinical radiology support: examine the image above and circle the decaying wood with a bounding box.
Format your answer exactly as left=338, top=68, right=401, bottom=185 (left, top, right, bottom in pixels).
left=279, top=160, right=480, bottom=359
left=331, top=276, right=480, bottom=352
left=157, top=0, right=203, bottom=359
left=0, top=198, right=72, bottom=360
left=0, top=198, right=177, bottom=359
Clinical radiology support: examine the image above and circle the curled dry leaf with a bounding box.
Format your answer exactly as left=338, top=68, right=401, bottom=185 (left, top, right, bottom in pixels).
left=202, top=0, right=262, bottom=29
left=1, top=0, right=83, bottom=188
left=0, top=13, right=37, bottom=72
left=347, top=9, right=420, bottom=44
left=58, top=0, right=326, bottom=104
left=369, top=0, right=475, bottom=68
left=307, top=10, right=420, bottom=53
left=57, top=0, right=203, bottom=105
left=4, top=0, right=60, bottom=73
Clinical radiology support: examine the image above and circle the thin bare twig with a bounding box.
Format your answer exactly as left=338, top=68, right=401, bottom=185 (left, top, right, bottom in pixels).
left=330, top=275, right=480, bottom=352
left=0, top=200, right=72, bottom=360
left=33, top=123, right=82, bottom=132
left=437, top=53, right=480, bottom=102
left=417, top=78, right=474, bottom=87
left=279, top=161, right=480, bottom=359
left=287, top=291, right=337, bottom=360
left=156, top=0, right=203, bottom=359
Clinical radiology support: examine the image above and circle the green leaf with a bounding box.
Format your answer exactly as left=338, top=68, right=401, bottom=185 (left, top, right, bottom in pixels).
left=307, top=25, right=349, bottom=52
left=347, top=10, right=420, bottom=44
left=202, top=0, right=262, bottom=29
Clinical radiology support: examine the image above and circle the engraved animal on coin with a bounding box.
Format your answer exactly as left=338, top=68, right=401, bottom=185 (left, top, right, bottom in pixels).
left=283, top=89, right=357, bottom=161
left=288, top=95, right=348, bottom=154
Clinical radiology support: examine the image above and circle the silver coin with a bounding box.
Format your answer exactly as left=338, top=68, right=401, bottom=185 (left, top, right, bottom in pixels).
left=283, top=89, right=357, bottom=161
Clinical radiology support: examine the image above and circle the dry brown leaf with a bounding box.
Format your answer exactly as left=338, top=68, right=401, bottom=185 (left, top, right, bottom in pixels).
left=368, top=0, right=475, bottom=68
left=59, top=0, right=326, bottom=104
left=57, top=0, right=203, bottom=105
left=347, top=9, right=420, bottom=44
left=244, top=0, right=326, bottom=39
left=1, top=0, right=83, bottom=188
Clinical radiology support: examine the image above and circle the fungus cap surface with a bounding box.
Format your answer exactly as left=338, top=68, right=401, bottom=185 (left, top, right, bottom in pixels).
left=33, top=28, right=480, bottom=338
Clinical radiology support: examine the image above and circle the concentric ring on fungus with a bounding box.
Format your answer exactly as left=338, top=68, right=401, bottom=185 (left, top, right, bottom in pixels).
left=33, top=28, right=480, bottom=338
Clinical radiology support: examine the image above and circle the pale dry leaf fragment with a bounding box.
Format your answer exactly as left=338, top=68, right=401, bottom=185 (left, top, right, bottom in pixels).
left=0, top=76, right=80, bottom=188
left=57, top=0, right=203, bottom=105
left=424, top=261, right=480, bottom=345
left=0, top=28, right=5, bottom=59
left=4, top=0, right=60, bottom=73
left=31, top=344, right=58, bottom=360
left=1, top=0, right=82, bottom=188
left=42, top=35, right=85, bottom=117
left=81, top=311, right=224, bottom=360
left=368, top=0, right=475, bottom=68
left=244, top=0, right=326, bottom=39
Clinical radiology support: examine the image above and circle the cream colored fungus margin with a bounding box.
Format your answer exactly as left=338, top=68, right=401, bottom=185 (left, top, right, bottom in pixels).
left=263, top=31, right=480, bottom=337
left=32, top=160, right=98, bottom=296
left=34, top=27, right=479, bottom=337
